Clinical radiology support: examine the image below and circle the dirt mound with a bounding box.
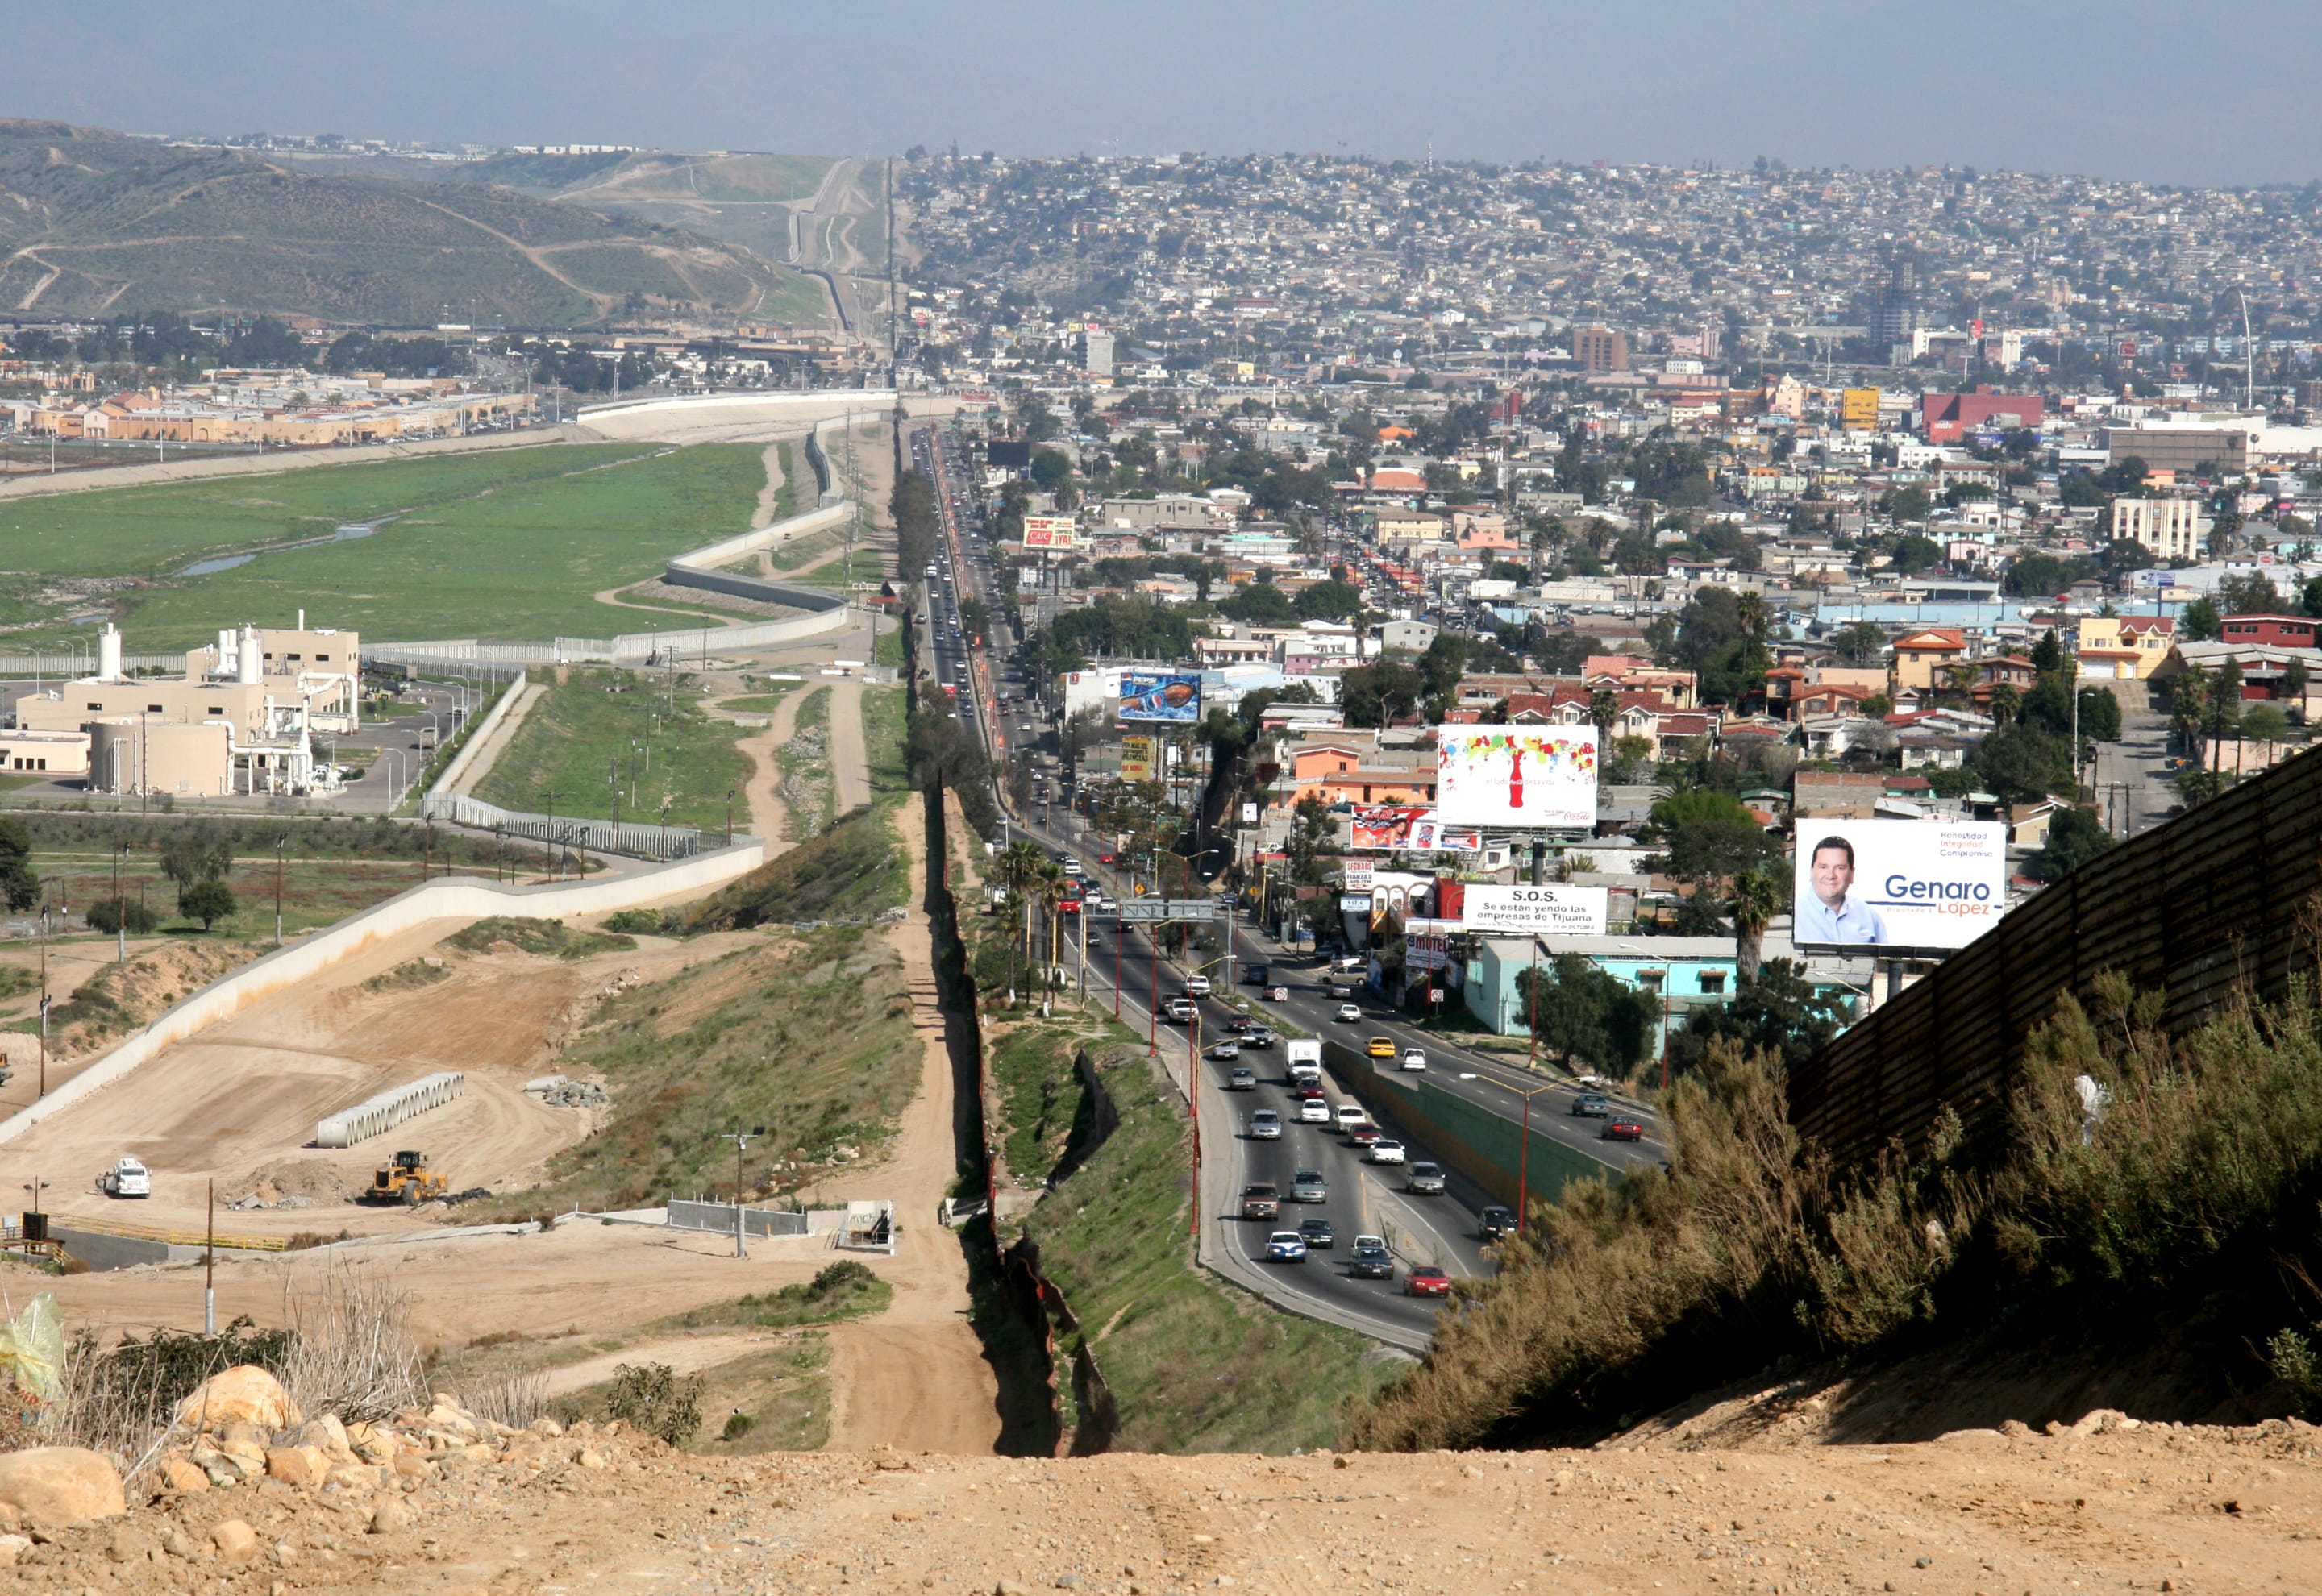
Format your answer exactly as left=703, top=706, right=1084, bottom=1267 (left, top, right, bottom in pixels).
left=223, top=1158, right=351, bottom=1211
left=22, top=1414, right=2318, bottom=1593
left=42, top=939, right=260, bottom=1061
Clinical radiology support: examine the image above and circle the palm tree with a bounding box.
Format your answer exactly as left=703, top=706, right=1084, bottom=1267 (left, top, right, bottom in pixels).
left=1728, top=867, right=1782, bottom=984
left=1034, top=863, right=1071, bottom=996
left=1588, top=687, right=1620, bottom=744
left=991, top=840, right=1047, bottom=1000
left=1987, top=681, right=2022, bottom=727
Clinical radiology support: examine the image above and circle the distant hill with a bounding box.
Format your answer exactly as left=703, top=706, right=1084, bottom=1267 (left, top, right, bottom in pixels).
left=0, top=123, right=801, bottom=327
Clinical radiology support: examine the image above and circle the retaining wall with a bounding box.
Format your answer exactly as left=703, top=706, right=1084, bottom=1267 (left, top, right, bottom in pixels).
left=1321, top=1040, right=1612, bottom=1211
left=0, top=837, right=765, bottom=1148
left=427, top=669, right=529, bottom=799
left=667, top=1200, right=815, bottom=1238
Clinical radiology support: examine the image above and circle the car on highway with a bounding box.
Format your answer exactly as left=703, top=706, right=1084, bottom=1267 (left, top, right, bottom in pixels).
left=1296, top=1097, right=1331, bottom=1124
left=1240, top=1028, right=1277, bottom=1049
left=1296, top=1217, right=1335, bottom=1249
left=1248, top=1109, right=1283, bottom=1140
left=1405, top=1162, right=1446, bottom=1195
left=1096, top=853, right=1115, bottom=865
left=1478, top=1205, right=1517, bottom=1241
left=1335, top=1002, right=1363, bottom=1022
left=1400, top=1047, right=1428, bottom=1072
left=1328, top=981, right=1356, bottom=999
left=1164, top=997, right=1196, bottom=1023
left=1602, top=1119, right=1646, bottom=1141
left=1404, top=1265, right=1453, bottom=1299
left=1290, top=1169, right=1328, bottom=1203
left=1348, top=1236, right=1394, bottom=1278
left=1240, top=1184, right=1280, bottom=1220
left=1367, top=1036, right=1396, bottom=1059
left=1367, top=1138, right=1408, bottom=1166
left=1334, top=1103, right=1367, bottom=1133
left=1571, top=1092, right=1611, bottom=1118
left=1182, top=975, right=1213, bottom=998
left=1206, top=1041, right=1242, bottom=1061
left=1267, top=985, right=1291, bottom=1001
left=1346, top=1122, right=1385, bottom=1148
left=1224, top=1016, right=1259, bottom=1033
left=1244, top=963, right=1268, bottom=985
left=1263, top=1231, right=1309, bottom=1264
left=1226, top=1066, right=1258, bottom=1091
left=1290, top=1081, right=1325, bottom=1099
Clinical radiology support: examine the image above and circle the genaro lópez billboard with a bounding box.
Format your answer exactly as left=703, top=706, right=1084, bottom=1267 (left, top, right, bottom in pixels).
left=1791, top=819, right=2008, bottom=950
left=1118, top=672, right=1201, bottom=723
left=1435, top=727, right=1599, bottom=828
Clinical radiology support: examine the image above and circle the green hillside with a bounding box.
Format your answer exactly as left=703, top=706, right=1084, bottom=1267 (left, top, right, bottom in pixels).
left=0, top=123, right=782, bottom=326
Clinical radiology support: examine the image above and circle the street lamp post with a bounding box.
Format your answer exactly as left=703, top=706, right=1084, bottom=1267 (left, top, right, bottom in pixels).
left=274, top=835, right=287, bottom=945
left=1511, top=1082, right=1557, bottom=1236
left=718, top=1126, right=765, bottom=1258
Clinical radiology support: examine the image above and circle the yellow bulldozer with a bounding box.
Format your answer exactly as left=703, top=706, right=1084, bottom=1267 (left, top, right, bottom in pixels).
left=362, top=1150, right=449, bottom=1206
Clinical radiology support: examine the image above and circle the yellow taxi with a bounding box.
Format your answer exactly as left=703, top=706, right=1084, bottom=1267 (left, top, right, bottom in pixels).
left=1367, top=1036, right=1396, bottom=1059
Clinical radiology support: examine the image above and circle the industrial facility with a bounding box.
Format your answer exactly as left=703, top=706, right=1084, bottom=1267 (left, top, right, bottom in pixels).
left=10, top=617, right=361, bottom=797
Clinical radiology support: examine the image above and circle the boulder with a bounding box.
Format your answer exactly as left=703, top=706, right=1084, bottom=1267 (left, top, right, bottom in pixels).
left=210, top=1519, right=259, bottom=1561
left=368, top=1497, right=413, bottom=1535
left=299, top=1415, right=354, bottom=1459
left=0, top=1447, right=127, bottom=1526
left=0, top=1533, right=28, bottom=1566
left=177, top=1366, right=301, bottom=1432
left=155, top=1454, right=210, bottom=1494
left=265, top=1446, right=330, bottom=1488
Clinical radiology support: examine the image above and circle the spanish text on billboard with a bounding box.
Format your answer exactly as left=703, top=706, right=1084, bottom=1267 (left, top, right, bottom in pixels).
left=1461, top=884, right=1609, bottom=938
left=1435, top=727, right=1599, bottom=828
left=1791, top=820, right=2008, bottom=950
left=1118, top=672, right=1201, bottom=723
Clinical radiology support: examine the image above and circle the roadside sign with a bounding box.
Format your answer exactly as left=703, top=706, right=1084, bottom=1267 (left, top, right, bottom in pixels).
left=1219, top=894, right=1238, bottom=909
left=1116, top=899, right=1218, bottom=924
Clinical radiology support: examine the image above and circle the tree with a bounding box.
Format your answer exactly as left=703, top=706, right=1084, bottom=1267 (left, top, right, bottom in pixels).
left=178, top=879, right=237, bottom=932
left=1516, top=954, right=1662, bottom=1077
left=1728, top=867, right=1782, bottom=983
left=1287, top=793, right=1334, bottom=885
left=2181, top=596, right=2223, bottom=642
left=2285, top=655, right=2310, bottom=713
left=2219, top=571, right=2282, bottom=615
left=2077, top=687, right=2123, bottom=742
left=2027, top=805, right=2115, bottom=883
left=1217, top=581, right=1297, bottom=626
left=1649, top=788, right=1775, bottom=882
left=1293, top=579, right=1365, bottom=624
left=1881, top=485, right=1932, bottom=522
left=1662, top=958, right=1849, bottom=1079
left=1829, top=621, right=1887, bottom=666
left=0, top=817, right=36, bottom=912
left=160, top=826, right=233, bottom=892
left=1339, top=662, right=1425, bottom=728
left=2241, top=701, right=2291, bottom=758
left=1974, top=724, right=2075, bottom=804
left=1891, top=533, right=1941, bottom=575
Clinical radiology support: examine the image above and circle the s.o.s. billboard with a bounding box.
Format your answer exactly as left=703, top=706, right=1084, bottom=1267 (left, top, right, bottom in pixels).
left=1435, top=727, right=1599, bottom=828
left=1791, top=820, right=2008, bottom=951
left=1117, top=672, right=1201, bottom=723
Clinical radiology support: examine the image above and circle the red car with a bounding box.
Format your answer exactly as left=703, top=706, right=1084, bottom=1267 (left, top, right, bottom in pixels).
left=1404, top=1266, right=1453, bottom=1299
left=1346, top=1122, right=1385, bottom=1147
left=1097, top=853, right=1116, bottom=864
left=1602, top=1120, right=1646, bottom=1141
left=1292, top=1084, right=1325, bottom=1102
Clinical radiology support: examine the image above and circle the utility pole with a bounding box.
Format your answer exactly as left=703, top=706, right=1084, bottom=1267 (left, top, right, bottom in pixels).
left=205, top=1179, right=216, bottom=1334
left=274, top=835, right=287, bottom=946
left=718, top=1127, right=764, bottom=1258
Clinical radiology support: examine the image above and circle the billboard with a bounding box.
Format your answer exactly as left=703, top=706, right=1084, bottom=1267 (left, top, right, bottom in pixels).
left=1118, top=734, right=1157, bottom=783
left=1350, top=805, right=1429, bottom=850
left=1342, top=859, right=1375, bottom=891
left=1023, top=516, right=1079, bottom=551
left=1791, top=819, right=2008, bottom=951
left=1435, top=727, right=1600, bottom=828
left=1839, top=386, right=1880, bottom=431
left=1118, top=672, right=1201, bottom=723
left=1407, top=817, right=1482, bottom=853
left=1463, top=884, right=1609, bottom=938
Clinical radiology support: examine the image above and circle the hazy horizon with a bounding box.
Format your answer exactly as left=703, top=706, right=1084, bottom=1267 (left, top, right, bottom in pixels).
left=4, top=0, right=2316, bottom=189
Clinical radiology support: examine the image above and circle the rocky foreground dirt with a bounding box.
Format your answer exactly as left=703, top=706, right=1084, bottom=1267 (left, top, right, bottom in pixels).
left=1, top=1377, right=2316, bottom=1596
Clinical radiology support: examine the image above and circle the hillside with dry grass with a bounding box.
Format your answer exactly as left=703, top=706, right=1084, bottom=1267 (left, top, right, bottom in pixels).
left=0, top=123, right=780, bottom=324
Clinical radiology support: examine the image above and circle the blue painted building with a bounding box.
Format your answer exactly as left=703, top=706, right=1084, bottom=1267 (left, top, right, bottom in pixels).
left=1464, top=934, right=1742, bottom=1054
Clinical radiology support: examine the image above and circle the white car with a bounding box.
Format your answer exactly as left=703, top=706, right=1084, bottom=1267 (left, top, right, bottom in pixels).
left=1248, top=1109, right=1284, bottom=1140
left=1296, top=1098, right=1332, bottom=1124
left=1400, top=1048, right=1428, bottom=1072
left=1335, top=1002, right=1363, bottom=1023
left=98, top=1157, right=152, bottom=1198
left=1366, top=1139, right=1407, bottom=1166
left=1334, top=1103, right=1367, bottom=1133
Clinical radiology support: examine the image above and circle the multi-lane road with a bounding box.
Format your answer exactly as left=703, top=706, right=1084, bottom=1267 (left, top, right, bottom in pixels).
left=903, top=420, right=1664, bottom=1347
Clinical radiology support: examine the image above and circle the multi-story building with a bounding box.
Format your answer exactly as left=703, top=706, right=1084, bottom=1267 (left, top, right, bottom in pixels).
left=2112, top=497, right=2208, bottom=561
left=1572, top=326, right=1629, bottom=374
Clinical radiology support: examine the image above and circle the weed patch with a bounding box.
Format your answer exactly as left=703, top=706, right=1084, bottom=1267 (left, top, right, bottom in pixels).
left=439, top=916, right=635, bottom=961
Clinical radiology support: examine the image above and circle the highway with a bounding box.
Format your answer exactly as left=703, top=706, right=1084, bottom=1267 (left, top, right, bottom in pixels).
left=904, top=420, right=1663, bottom=1349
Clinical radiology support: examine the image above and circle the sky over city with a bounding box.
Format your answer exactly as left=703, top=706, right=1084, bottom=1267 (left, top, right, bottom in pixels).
left=5, top=0, right=2314, bottom=185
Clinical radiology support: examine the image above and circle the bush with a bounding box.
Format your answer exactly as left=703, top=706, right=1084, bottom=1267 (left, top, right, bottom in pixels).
left=85, top=896, right=159, bottom=935
left=178, top=879, right=238, bottom=931
left=601, top=908, right=667, bottom=935
left=601, top=1361, right=702, bottom=1446
left=720, top=1410, right=755, bottom=1441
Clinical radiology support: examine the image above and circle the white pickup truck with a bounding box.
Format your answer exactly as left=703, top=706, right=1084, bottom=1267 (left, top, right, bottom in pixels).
left=98, top=1157, right=151, bottom=1199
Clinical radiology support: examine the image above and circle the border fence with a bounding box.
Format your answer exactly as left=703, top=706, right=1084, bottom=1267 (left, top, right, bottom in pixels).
left=418, top=790, right=704, bottom=861
left=1789, top=742, right=2322, bottom=1170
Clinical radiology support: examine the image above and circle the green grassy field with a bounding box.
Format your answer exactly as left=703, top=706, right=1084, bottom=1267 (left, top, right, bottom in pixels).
left=0, top=442, right=766, bottom=649
left=472, top=666, right=752, bottom=834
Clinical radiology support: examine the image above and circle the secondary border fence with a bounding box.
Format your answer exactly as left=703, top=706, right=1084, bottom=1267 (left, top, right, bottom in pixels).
left=418, top=790, right=704, bottom=862
left=1789, top=742, right=2322, bottom=1171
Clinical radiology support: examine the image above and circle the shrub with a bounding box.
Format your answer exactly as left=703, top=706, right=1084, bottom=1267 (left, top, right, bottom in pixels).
left=601, top=909, right=666, bottom=934
left=601, top=1361, right=702, bottom=1446
left=720, top=1410, right=755, bottom=1441
left=178, top=879, right=238, bottom=931
left=85, top=896, right=159, bottom=935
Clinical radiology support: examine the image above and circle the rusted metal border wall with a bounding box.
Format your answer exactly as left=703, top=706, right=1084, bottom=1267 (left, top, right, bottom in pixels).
left=1788, top=746, right=2322, bottom=1170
